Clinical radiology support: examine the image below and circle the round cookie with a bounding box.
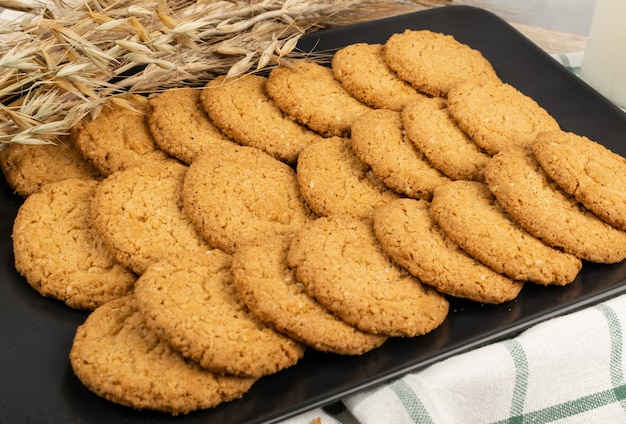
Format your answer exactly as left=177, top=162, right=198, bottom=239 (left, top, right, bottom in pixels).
left=134, top=251, right=305, bottom=378
left=266, top=60, right=372, bottom=137
left=148, top=87, right=237, bottom=164
left=70, top=295, right=256, bottom=414
left=484, top=148, right=626, bottom=263
left=402, top=97, right=490, bottom=181
left=331, top=42, right=427, bottom=111
left=383, top=29, right=500, bottom=97
left=182, top=145, right=314, bottom=254
left=200, top=74, right=323, bottom=164
left=296, top=137, right=400, bottom=219
left=0, top=135, right=101, bottom=197
left=373, top=198, right=524, bottom=304
left=287, top=215, right=450, bottom=337
left=430, top=180, right=582, bottom=285
left=533, top=130, right=626, bottom=231
left=231, top=235, right=388, bottom=355
left=91, top=160, right=212, bottom=275
left=12, top=178, right=136, bottom=310
left=71, top=94, right=171, bottom=176
left=351, top=109, right=450, bottom=199
left=447, top=80, right=561, bottom=155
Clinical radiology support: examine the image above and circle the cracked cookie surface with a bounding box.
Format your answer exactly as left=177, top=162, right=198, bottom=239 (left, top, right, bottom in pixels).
left=70, top=295, right=256, bottom=414
left=533, top=130, right=626, bottom=231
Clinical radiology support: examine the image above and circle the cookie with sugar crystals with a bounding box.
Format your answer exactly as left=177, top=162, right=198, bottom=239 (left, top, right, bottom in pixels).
left=384, top=29, right=500, bottom=97
left=373, top=198, right=524, bottom=304
left=91, top=160, right=211, bottom=275
left=533, top=130, right=626, bottom=231
left=182, top=145, right=314, bottom=254
left=70, top=295, right=256, bottom=414
left=351, top=109, right=450, bottom=199
left=266, top=60, right=372, bottom=137
left=287, top=215, right=449, bottom=337
left=200, top=74, right=323, bottom=164
left=447, top=80, right=560, bottom=155
left=331, top=42, right=427, bottom=111
left=148, top=87, right=237, bottom=164
left=134, top=251, right=305, bottom=378
left=484, top=148, right=626, bottom=263
left=71, top=94, right=171, bottom=176
left=0, top=135, right=101, bottom=197
left=430, top=180, right=582, bottom=285
left=402, top=97, right=490, bottom=181
left=12, top=178, right=135, bottom=310
left=232, top=235, right=388, bottom=355
left=296, top=137, right=400, bottom=220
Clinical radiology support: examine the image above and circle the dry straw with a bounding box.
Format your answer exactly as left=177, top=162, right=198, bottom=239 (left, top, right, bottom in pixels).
left=0, top=0, right=447, bottom=145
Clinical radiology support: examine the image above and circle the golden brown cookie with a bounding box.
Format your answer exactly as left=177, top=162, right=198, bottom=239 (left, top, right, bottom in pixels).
left=383, top=29, right=500, bottom=97
left=351, top=109, right=450, bottom=199
left=0, top=136, right=100, bottom=197
left=148, top=87, right=237, bottom=164
left=71, top=94, right=171, bottom=176
left=533, top=130, right=626, bottom=231
left=484, top=148, right=626, bottom=263
left=430, top=180, right=582, bottom=285
left=447, top=80, right=560, bottom=154
left=287, top=215, right=449, bottom=337
left=331, top=42, right=427, bottom=111
left=266, top=60, right=372, bottom=137
left=296, top=137, right=400, bottom=220
left=402, top=97, right=490, bottom=181
left=70, top=295, right=256, bottom=414
left=134, top=251, right=305, bottom=378
left=200, top=74, right=323, bottom=164
left=91, top=160, right=211, bottom=275
left=231, top=235, right=388, bottom=355
left=12, top=178, right=136, bottom=310
left=373, top=198, right=524, bottom=304
left=182, top=145, right=314, bottom=254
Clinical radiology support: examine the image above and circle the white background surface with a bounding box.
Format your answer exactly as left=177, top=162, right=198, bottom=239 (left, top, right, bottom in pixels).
left=459, top=0, right=596, bottom=35
left=0, top=1, right=599, bottom=36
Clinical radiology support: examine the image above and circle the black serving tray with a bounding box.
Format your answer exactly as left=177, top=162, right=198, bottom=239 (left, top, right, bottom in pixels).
left=2, top=5, right=626, bottom=424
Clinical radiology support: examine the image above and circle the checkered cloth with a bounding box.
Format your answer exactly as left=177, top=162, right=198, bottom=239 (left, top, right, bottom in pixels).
left=283, top=289, right=626, bottom=424
left=281, top=53, right=626, bottom=424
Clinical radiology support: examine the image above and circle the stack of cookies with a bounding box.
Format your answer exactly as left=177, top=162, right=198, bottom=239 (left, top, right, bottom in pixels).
left=2, top=28, right=626, bottom=415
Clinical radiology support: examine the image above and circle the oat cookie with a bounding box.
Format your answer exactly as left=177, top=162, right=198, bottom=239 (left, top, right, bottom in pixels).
left=287, top=215, right=449, bottom=337
left=0, top=136, right=100, bottom=197
left=533, top=130, right=626, bottom=231
left=373, top=198, right=524, bottom=304
left=331, top=42, right=427, bottom=111
left=148, top=87, right=237, bottom=164
left=200, top=74, right=323, bottom=164
left=134, top=251, right=305, bottom=378
left=402, top=97, right=490, bottom=181
left=266, top=60, right=372, bottom=137
left=71, top=94, right=171, bottom=176
left=182, top=145, right=314, bottom=254
left=383, top=29, right=500, bottom=97
left=447, top=80, right=560, bottom=154
left=12, top=178, right=135, bottom=310
left=484, top=148, right=626, bottom=263
left=430, top=180, right=582, bottom=285
left=232, top=235, right=388, bottom=355
left=351, top=109, right=450, bottom=199
left=91, top=160, right=211, bottom=275
left=296, top=137, right=399, bottom=219
left=70, top=295, right=256, bottom=414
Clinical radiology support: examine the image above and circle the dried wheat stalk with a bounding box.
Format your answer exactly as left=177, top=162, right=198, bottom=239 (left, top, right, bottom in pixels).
left=0, top=0, right=448, bottom=145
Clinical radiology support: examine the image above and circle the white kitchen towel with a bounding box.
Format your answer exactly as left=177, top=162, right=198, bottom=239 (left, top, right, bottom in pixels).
left=282, top=293, right=626, bottom=424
